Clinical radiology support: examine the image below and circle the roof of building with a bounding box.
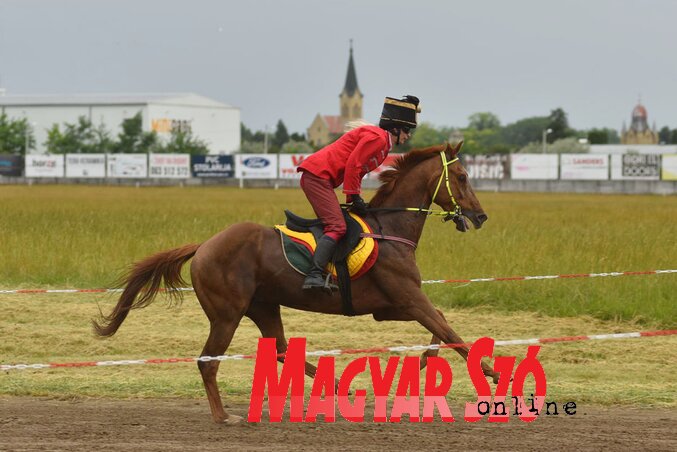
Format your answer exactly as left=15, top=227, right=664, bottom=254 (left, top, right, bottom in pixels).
left=342, top=44, right=360, bottom=97
left=632, top=103, right=648, bottom=118
left=0, top=92, right=237, bottom=109
left=323, top=115, right=344, bottom=134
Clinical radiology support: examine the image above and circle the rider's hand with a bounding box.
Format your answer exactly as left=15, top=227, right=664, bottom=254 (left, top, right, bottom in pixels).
left=348, top=194, right=368, bottom=216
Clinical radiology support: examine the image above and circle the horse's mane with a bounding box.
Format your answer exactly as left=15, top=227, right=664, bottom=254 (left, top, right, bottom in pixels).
left=369, top=144, right=447, bottom=207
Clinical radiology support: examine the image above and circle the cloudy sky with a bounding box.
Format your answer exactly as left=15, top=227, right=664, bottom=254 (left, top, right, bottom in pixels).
left=1, top=0, right=675, bottom=134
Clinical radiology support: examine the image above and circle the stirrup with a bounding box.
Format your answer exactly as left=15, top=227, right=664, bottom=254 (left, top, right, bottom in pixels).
left=302, top=272, right=337, bottom=293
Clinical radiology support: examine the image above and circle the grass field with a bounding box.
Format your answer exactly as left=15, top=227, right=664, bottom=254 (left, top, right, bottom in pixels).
left=0, top=185, right=675, bottom=406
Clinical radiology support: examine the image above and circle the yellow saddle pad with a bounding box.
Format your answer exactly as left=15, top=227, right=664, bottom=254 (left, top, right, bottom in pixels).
left=274, top=213, right=378, bottom=279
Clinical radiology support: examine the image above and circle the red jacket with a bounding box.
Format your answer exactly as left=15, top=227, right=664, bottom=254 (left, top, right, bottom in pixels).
left=298, top=125, right=392, bottom=195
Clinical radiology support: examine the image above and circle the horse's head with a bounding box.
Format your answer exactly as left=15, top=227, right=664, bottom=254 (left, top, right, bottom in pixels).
left=429, top=142, right=488, bottom=232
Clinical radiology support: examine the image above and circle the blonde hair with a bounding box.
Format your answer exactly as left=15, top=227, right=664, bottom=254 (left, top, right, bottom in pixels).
left=344, top=119, right=374, bottom=132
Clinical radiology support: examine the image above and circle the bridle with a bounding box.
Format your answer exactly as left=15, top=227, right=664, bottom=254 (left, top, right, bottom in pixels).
left=363, top=150, right=464, bottom=223
left=351, top=150, right=467, bottom=248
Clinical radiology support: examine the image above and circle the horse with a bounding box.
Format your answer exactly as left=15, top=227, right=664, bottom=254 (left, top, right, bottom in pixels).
left=93, top=141, right=498, bottom=424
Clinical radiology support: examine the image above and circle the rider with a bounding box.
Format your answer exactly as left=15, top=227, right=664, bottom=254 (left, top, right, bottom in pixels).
left=297, top=95, right=421, bottom=290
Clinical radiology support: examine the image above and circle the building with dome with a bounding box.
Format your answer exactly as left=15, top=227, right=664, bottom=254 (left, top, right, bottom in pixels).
left=621, top=101, right=658, bottom=145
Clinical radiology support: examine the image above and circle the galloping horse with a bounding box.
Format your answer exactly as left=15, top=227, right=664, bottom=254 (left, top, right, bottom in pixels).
left=94, top=142, right=499, bottom=423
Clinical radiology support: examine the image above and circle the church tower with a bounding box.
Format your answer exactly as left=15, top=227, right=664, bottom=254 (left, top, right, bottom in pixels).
left=339, top=41, right=363, bottom=124
left=307, top=42, right=365, bottom=147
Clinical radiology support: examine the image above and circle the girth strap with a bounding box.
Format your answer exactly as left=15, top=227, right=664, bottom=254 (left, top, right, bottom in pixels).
left=360, top=233, right=417, bottom=249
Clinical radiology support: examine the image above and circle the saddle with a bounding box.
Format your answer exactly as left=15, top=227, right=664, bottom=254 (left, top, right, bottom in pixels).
left=276, top=209, right=378, bottom=316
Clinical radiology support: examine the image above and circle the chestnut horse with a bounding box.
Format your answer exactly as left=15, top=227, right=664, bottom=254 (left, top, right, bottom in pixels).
left=94, top=142, right=498, bottom=423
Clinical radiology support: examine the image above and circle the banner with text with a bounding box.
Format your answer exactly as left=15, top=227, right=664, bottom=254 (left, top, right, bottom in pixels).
left=0, top=155, right=24, bottom=177
left=191, top=155, right=235, bottom=178
left=611, top=154, right=660, bottom=180
left=235, top=154, right=278, bottom=179
left=278, top=154, right=308, bottom=179
left=463, top=154, right=510, bottom=179
left=25, top=154, right=65, bottom=178
left=661, top=154, right=677, bottom=181
left=107, top=154, right=148, bottom=178
left=510, top=154, right=558, bottom=180
left=65, top=154, right=106, bottom=178
left=149, top=154, right=191, bottom=178
left=560, top=154, right=609, bottom=180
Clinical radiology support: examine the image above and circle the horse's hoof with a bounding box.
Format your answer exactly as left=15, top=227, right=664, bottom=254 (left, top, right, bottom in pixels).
left=221, top=414, right=244, bottom=425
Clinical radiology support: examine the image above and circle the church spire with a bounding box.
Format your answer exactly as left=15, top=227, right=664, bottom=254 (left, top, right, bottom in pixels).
left=342, top=40, right=360, bottom=97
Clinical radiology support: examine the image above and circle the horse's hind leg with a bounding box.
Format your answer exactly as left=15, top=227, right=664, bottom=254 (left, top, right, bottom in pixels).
left=246, top=302, right=322, bottom=381
left=198, top=315, right=244, bottom=424
left=193, top=277, right=251, bottom=424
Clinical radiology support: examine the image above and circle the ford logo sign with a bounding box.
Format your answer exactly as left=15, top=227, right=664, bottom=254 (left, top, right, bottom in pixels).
left=243, top=157, right=270, bottom=168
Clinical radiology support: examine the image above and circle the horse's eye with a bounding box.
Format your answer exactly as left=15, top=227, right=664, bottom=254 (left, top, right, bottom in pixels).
left=458, top=174, right=467, bottom=183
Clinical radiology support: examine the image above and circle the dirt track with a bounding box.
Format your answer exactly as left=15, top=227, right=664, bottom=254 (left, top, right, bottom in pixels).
left=1, top=397, right=675, bottom=451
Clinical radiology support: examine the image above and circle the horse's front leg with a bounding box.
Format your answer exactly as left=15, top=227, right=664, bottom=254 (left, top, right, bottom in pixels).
left=372, top=307, right=443, bottom=370
left=394, top=293, right=499, bottom=384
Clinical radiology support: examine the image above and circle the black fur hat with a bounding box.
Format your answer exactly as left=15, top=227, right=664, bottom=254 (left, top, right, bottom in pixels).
left=379, top=95, right=421, bottom=131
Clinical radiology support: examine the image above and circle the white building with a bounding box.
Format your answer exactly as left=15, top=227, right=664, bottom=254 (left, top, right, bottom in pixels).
left=0, top=92, right=240, bottom=154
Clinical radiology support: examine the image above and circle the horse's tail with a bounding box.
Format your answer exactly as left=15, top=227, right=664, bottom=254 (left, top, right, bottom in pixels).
left=93, top=243, right=201, bottom=337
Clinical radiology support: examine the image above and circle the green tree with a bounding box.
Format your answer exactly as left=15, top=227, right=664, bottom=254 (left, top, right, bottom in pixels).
left=588, top=128, right=621, bottom=145
left=290, top=132, right=305, bottom=142
left=408, top=122, right=448, bottom=148
left=671, top=129, right=677, bottom=144
left=588, top=128, right=609, bottom=144
left=44, top=116, right=111, bottom=154
left=113, top=112, right=159, bottom=153
left=0, top=113, right=33, bottom=155
left=547, top=108, right=574, bottom=142
left=281, top=140, right=313, bottom=154
left=467, top=112, right=501, bottom=131
left=500, top=116, right=550, bottom=149
left=241, top=123, right=254, bottom=143
left=160, top=128, right=209, bottom=155
left=272, top=119, right=289, bottom=148
left=461, top=128, right=509, bottom=154
left=659, top=126, right=671, bottom=144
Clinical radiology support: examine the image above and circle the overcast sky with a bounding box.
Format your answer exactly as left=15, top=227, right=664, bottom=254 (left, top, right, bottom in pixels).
left=1, top=0, right=675, bottom=134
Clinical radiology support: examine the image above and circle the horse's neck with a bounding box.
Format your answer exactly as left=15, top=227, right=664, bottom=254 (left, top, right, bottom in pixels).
left=374, top=168, right=433, bottom=245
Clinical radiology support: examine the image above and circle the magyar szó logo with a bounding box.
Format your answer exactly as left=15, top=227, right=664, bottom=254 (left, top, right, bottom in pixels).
left=247, top=337, right=576, bottom=423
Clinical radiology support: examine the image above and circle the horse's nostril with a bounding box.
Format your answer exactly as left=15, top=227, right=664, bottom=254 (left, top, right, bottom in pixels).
left=478, top=214, right=488, bottom=223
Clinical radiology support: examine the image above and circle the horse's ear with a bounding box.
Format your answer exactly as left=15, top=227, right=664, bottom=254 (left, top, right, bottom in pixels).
left=449, top=140, right=463, bottom=158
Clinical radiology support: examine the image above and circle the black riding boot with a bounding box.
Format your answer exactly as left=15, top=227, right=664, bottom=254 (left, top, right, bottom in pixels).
left=302, top=236, right=338, bottom=291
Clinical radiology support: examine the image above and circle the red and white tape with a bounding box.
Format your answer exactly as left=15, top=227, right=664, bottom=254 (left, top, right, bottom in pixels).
left=421, top=269, right=677, bottom=285
left=1, top=269, right=675, bottom=295
left=2, top=329, right=675, bottom=371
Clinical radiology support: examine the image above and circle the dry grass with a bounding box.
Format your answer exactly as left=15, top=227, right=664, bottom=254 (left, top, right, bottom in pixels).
left=0, top=185, right=675, bottom=406
left=0, top=293, right=674, bottom=407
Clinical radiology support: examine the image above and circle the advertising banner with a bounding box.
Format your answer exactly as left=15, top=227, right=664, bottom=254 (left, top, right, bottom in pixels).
left=25, top=154, right=65, bottom=178
left=191, top=155, right=235, bottom=178
left=107, top=154, right=148, bottom=178
left=510, top=154, right=558, bottom=180
left=235, top=154, right=278, bottom=179
left=278, top=154, right=309, bottom=179
left=149, top=153, right=191, bottom=178
left=611, top=154, right=660, bottom=180
left=367, top=154, right=400, bottom=180
left=65, top=153, right=106, bottom=178
left=0, top=155, right=24, bottom=177
left=661, top=154, right=677, bottom=181
left=560, top=154, right=609, bottom=180
left=463, top=155, right=510, bottom=179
